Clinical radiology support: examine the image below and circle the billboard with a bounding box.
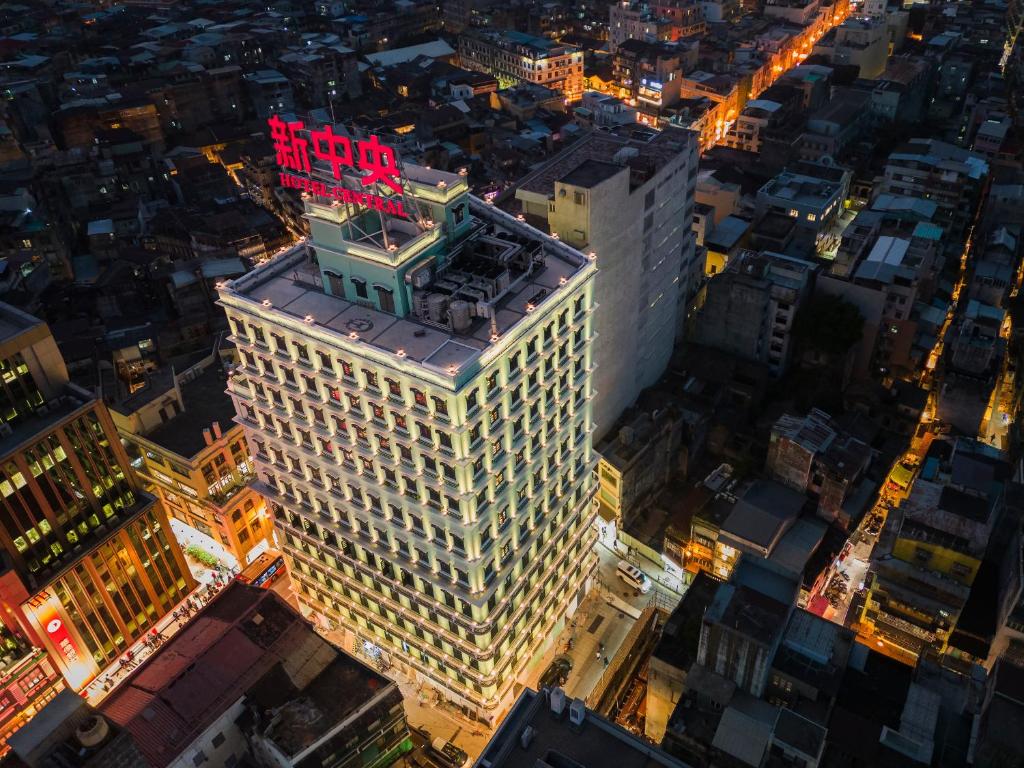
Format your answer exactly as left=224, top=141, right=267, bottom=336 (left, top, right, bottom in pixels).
left=23, top=591, right=99, bottom=691
left=268, top=116, right=410, bottom=218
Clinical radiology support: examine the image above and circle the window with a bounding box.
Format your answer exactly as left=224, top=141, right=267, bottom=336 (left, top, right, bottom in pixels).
left=211, top=733, right=226, bottom=748
left=352, top=277, right=368, bottom=299
left=432, top=397, right=448, bottom=417
left=375, top=285, right=396, bottom=313
left=193, top=752, right=208, bottom=767
left=413, top=389, right=427, bottom=408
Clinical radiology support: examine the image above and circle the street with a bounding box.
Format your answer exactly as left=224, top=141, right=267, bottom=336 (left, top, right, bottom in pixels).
left=524, top=542, right=682, bottom=702
left=805, top=212, right=1005, bottom=666
left=81, top=552, right=232, bottom=704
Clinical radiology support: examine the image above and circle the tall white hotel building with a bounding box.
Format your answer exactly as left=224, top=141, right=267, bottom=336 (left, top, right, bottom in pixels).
left=218, top=161, right=597, bottom=722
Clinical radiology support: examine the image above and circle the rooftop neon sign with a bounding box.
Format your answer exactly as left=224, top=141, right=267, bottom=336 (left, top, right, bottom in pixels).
left=267, top=115, right=409, bottom=217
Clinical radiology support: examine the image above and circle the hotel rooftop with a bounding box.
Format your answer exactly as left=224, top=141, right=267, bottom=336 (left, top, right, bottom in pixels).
left=220, top=164, right=593, bottom=385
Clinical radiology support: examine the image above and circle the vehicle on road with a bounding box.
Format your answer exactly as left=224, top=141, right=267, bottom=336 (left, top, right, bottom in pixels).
left=616, top=561, right=652, bottom=594
left=236, top=550, right=285, bottom=588
left=429, top=738, right=469, bottom=768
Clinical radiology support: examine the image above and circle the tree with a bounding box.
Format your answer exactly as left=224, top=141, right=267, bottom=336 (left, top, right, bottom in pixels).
left=792, top=294, right=865, bottom=358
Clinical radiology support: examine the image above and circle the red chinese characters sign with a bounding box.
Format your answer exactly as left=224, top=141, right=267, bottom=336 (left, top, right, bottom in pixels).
left=25, top=591, right=98, bottom=690
left=268, top=115, right=409, bottom=217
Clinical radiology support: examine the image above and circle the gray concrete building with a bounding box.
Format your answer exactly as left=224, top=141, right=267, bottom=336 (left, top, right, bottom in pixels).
left=515, top=127, right=699, bottom=439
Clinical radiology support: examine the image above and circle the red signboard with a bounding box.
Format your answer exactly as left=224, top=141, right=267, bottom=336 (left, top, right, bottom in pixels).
left=268, top=116, right=409, bottom=217
left=25, top=592, right=97, bottom=690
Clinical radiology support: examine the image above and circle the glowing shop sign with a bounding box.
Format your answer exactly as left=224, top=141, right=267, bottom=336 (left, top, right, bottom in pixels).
left=28, top=591, right=98, bottom=690
left=267, top=115, right=409, bottom=217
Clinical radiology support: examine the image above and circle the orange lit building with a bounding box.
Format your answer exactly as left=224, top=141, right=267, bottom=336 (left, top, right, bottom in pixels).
left=113, top=360, right=275, bottom=568
left=458, top=30, right=585, bottom=101
left=0, top=302, right=195, bottom=698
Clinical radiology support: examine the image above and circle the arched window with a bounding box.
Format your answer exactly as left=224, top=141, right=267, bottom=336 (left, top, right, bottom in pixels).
left=374, top=285, right=395, bottom=313
left=324, top=271, right=345, bottom=298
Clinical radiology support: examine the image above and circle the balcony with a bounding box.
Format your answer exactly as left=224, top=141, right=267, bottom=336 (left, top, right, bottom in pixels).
left=208, top=472, right=255, bottom=509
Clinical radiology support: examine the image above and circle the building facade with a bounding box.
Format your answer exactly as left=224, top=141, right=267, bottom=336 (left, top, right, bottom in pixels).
left=219, top=157, right=598, bottom=723
left=880, top=139, right=988, bottom=242
left=0, top=303, right=195, bottom=694
left=515, top=128, right=699, bottom=438
left=609, top=0, right=707, bottom=52
left=112, top=361, right=275, bottom=568
left=692, top=250, right=815, bottom=377
left=458, top=30, right=585, bottom=101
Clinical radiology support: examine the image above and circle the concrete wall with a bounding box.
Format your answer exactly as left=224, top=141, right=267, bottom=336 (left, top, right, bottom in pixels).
left=646, top=654, right=688, bottom=742
left=549, top=142, right=694, bottom=440
left=169, top=698, right=248, bottom=768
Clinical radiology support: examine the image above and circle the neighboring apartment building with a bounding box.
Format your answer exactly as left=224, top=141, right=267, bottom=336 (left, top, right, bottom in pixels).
left=577, top=92, right=638, bottom=128
left=612, top=39, right=696, bottom=121
left=0, top=302, right=195, bottom=694
left=243, top=70, right=295, bottom=119
left=219, top=159, right=598, bottom=723
left=7, top=689, right=151, bottom=768
left=609, top=0, right=707, bottom=52
left=879, top=138, right=988, bottom=242
left=860, top=439, right=1009, bottom=658
left=812, top=17, right=889, bottom=79
left=755, top=169, right=847, bottom=254
left=851, top=228, right=943, bottom=376
left=692, top=250, right=816, bottom=377
left=515, top=128, right=699, bottom=438
left=763, top=0, right=821, bottom=25
left=698, top=578, right=792, bottom=698
left=766, top=409, right=872, bottom=527
left=111, top=359, right=275, bottom=568
left=595, top=404, right=684, bottom=542
left=55, top=582, right=407, bottom=768
left=458, top=30, right=585, bottom=101
left=727, top=98, right=784, bottom=155
left=478, top=686, right=690, bottom=768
